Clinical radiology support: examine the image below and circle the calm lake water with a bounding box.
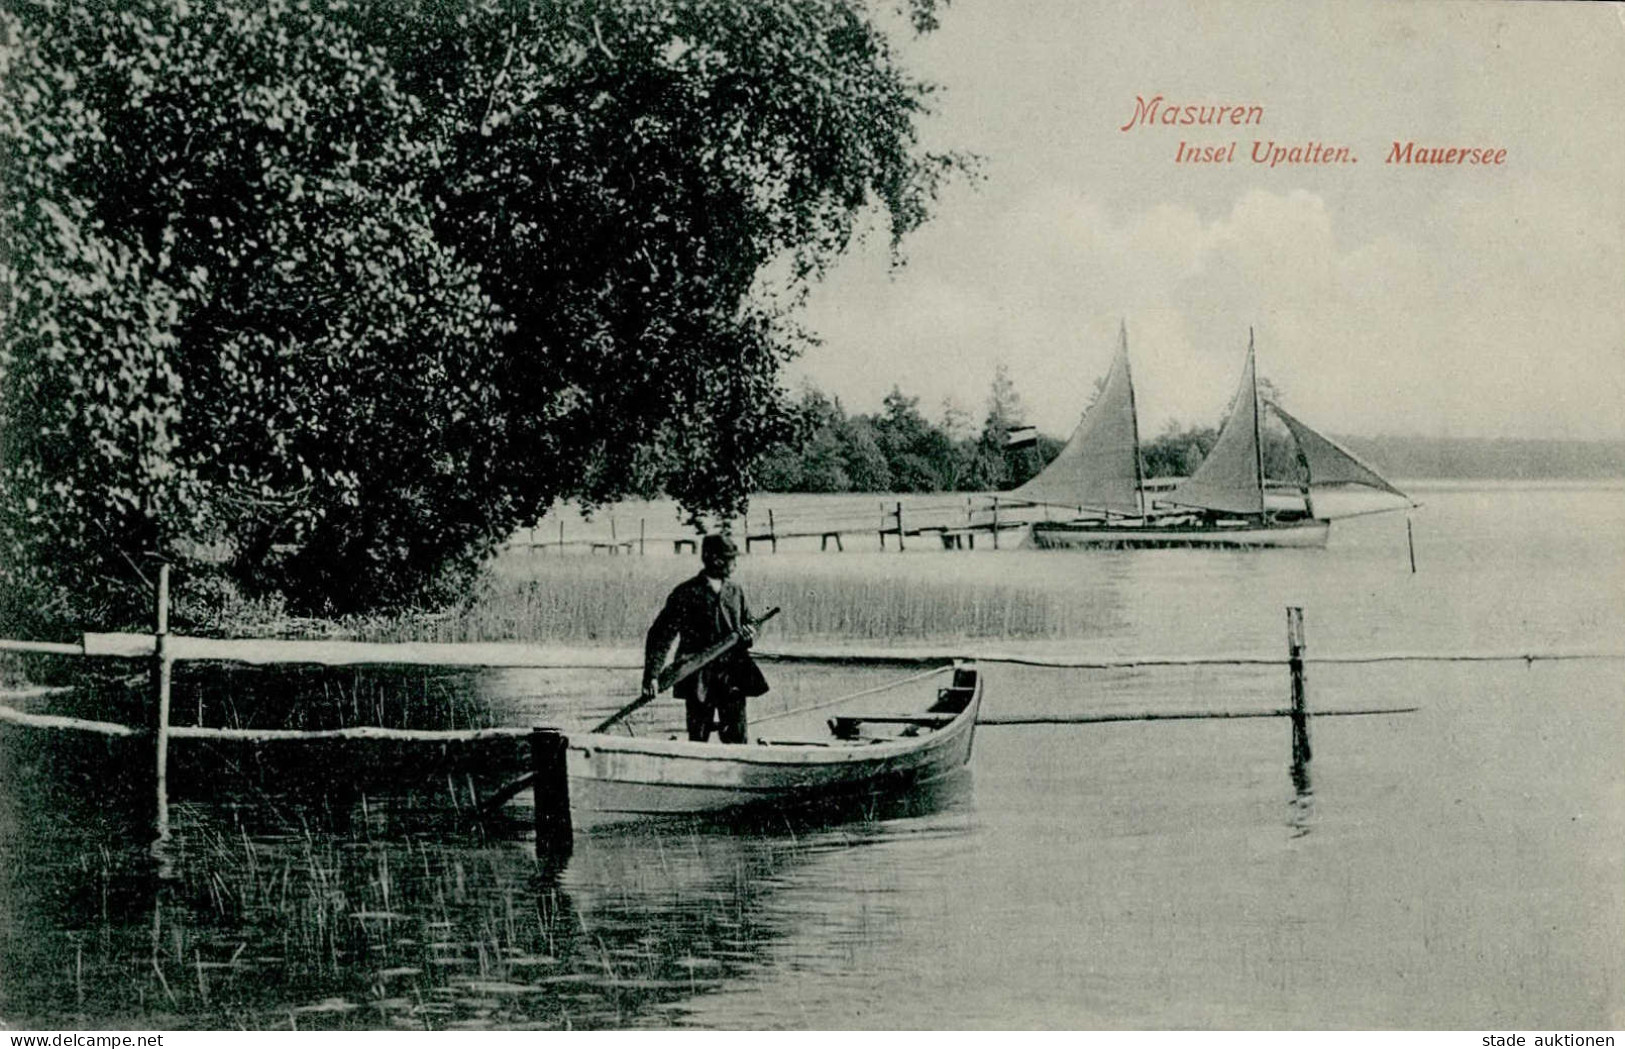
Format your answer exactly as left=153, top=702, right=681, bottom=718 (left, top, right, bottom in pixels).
left=2, top=482, right=1622, bottom=1029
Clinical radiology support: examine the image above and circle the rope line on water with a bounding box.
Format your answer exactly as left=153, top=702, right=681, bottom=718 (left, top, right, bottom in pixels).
left=0, top=698, right=1421, bottom=740
left=978, top=706, right=1420, bottom=726
left=764, top=649, right=1625, bottom=669
left=9, top=632, right=1624, bottom=669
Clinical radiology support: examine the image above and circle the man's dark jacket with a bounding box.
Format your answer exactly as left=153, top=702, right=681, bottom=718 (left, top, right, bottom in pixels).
left=643, top=574, right=769, bottom=700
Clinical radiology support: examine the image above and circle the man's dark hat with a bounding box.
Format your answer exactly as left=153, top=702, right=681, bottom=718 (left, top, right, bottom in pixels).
left=701, top=534, right=738, bottom=559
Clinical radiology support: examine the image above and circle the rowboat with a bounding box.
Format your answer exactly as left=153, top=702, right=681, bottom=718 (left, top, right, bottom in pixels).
left=550, top=663, right=982, bottom=827
left=1014, top=324, right=1410, bottom=549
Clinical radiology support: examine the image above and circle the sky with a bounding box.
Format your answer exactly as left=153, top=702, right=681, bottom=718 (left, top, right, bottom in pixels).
left=784, top=0, right=1625, bottom=441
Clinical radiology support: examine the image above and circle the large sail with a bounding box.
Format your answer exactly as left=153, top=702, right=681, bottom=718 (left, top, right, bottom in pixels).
left=1171, top=337, right=1266, bottom=515
left=1012, top=323, right=1143, bottom=514
left=1266, top=400, right=1410, bottom=501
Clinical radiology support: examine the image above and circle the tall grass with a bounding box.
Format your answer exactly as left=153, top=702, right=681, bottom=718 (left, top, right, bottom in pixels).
left=343, top=548, right=1118, bottom=645
left=0, top=785, right=846, bottom=1029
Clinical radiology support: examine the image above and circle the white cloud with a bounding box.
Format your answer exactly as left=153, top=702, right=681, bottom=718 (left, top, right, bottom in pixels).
left=787, top=0, right=1624, bottom=441
left=795, top=180, right=1624, bottom=440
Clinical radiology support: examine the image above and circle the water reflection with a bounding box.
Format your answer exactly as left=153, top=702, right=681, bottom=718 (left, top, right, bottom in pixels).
left=0, top=737, right=973, bottom=1030
left=1287, top=746, right=1314, bottom=840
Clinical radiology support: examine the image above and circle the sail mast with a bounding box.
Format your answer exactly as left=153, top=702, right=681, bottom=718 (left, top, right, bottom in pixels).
left=1122, top=320, right=1146, bottom=518
left=1249, top=328, right=1265, bottom=521
left=1168, top=334, right=1269, bottom=517
left=1011, top=328, right=1143, bottom=516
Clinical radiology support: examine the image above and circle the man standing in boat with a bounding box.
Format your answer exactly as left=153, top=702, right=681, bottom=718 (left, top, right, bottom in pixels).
left=641, top=534, right=769, bottom=743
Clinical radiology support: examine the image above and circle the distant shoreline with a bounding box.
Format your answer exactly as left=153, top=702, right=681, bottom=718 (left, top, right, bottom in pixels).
left=1390, top=478, right=1625, bottom=491
left=1332, top=435, right=1625, bottom=483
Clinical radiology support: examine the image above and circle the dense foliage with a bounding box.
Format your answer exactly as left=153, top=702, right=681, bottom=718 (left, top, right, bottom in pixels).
left=754, top=374, right=1320, bottom=496
left=0, top=0, right=962, bottom=629
left=756, top=372, right=1063, bottom=495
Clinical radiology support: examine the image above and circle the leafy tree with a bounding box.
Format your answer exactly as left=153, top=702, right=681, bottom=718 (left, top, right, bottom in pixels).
left=960, top=362, right=1043, bottom=490
left=0, top=0, right=965, bottom=628
left=756, top=387, right=850, bottom=493
left=1142, top=422, right=1216, bottom=478
left=1, top=0, right=507, bottom=626
left=873, top=386, right=950, bottom=491
left=939, top=397, right=975, bottom=444
left=981, top=363, right=1024, bottom=445
left=833, top=415, right=892, bottom=492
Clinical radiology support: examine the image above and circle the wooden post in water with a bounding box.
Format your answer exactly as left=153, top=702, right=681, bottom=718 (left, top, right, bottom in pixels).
left=152, top=564, right=173, bottom=845
left=1287, top=606, right=1310, bottom=766
left=895, top=501, right=905, bottom=552
left=531, top=728, right=572, bottom=855
left=1406, top=516, right=1417, bottom=574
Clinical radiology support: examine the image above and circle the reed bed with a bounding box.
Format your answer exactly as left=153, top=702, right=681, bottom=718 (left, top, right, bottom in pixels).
left=0, top=782, right=845, bottom=1030
left=345, top=549, right=1117, bottom=645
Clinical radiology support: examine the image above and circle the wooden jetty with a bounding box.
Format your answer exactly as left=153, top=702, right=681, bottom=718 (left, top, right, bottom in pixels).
left=509, top=498, right=1039, bottom=556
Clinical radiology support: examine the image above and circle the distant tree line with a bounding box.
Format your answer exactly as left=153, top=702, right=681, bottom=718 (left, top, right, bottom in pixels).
left=753, top=366, right=1049, bottom=494
left=1335, top=436, right=1625, bottom=481
left=752, top=366, right=1251, bottom=495
left=755, top=369, right=1625, bottom=499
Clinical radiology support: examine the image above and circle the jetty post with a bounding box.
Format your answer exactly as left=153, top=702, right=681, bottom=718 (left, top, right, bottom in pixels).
left=531, top=728, right=572, bottom=855
left=152, top=563, right=173, bottom=845
left=1287, top=606, right=1310, bottom=766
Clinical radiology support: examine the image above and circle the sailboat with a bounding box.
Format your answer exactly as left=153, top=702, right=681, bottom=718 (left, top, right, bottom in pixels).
left=1015, top=325, right=1410, bottom=549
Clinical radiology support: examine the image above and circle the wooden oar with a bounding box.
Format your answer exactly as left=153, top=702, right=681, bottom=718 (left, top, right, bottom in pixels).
left=475, top=607, right=781, bottom=817
left=593, top=607, right=780, bottom=734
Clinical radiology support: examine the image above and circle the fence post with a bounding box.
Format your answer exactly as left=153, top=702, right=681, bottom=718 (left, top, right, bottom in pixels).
left=895, top=501, right=905, bottom=552
left=531, top=728, right=573, bottom=855
left=639, top=518, right=646, bottom=556
left=991, top=496, right=1000, bottom=549
left=152, top=563, right=173, bottom=845
left=558, top=517, right=564, bottom=554
left=1287, top=606, right=1310, bottom=765
left=768, top=508, right=777, bottom=553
